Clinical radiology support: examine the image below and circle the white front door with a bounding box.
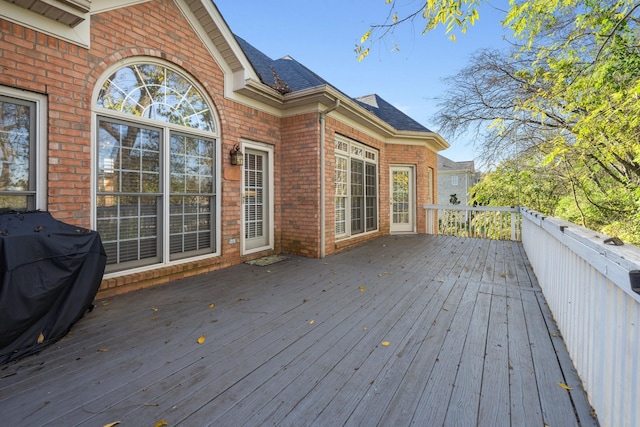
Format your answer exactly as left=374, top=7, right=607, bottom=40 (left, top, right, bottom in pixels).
left=242, top=143, right=273, bottom=254
left=390, top=166, right=415, bottom=233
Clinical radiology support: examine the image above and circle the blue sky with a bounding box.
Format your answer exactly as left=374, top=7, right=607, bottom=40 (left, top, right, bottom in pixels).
left=214, top=0, right=512, bottom=163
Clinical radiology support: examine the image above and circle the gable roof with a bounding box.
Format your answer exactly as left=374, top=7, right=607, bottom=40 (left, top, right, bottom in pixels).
left=438, top=154, right=476, bottom=172
left=355, top=94, right=432, bottom=133
left=236, top=35, right=433, bottom=134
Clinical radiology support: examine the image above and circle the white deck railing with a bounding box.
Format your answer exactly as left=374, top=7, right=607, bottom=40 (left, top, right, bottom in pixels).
left=521, top=209, right=640, bottom=427
left=423, top=204, right=521, bottom=241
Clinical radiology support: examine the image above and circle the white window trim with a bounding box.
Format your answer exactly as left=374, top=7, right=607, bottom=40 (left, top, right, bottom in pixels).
left=0, top=86, right=48, bottom=211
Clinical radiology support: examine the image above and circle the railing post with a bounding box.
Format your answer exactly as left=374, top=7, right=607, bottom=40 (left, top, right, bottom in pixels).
left=510, top=212, right=516, bottom=241
left=426, top=208, right=434, bottom=234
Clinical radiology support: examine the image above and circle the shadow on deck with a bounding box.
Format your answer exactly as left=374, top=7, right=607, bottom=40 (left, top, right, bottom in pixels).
left=0, top=235, right=597, bottom=426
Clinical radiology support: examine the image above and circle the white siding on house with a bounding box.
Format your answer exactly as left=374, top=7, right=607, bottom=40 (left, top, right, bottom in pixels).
left=437, top=154, right=480, bottom=206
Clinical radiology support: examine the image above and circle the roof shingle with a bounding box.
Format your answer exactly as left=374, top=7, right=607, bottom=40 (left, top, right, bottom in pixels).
left=235, top=35, right=432, bottom=133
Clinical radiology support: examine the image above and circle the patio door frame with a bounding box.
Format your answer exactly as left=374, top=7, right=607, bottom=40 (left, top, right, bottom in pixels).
left=389, top=165, right=416, bottom=234
left=241, top=140, right=274, bottom=255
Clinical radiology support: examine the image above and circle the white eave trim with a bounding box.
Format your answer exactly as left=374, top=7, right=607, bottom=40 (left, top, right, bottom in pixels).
left=237, top=84, right=450, bottom=152
left=1, top=0, right=91, bottom=47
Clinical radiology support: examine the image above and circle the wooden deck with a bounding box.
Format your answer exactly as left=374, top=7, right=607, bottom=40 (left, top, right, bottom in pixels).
left=0, top=235, right=597, bottom=426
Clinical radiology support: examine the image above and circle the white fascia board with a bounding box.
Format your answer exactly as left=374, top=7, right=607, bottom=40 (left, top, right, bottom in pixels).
left=386, top=133, right=450, bottom=152
left=176, top=0, right=260, bottom=99
left=1, top=1, right=91, bottom=47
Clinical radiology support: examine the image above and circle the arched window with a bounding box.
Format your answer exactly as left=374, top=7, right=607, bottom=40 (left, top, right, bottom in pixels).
left=96, top=63, right=219, bottom=272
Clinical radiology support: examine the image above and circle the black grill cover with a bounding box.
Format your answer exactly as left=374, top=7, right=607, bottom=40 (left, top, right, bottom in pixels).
left=0, top=212, right=106, bottom=364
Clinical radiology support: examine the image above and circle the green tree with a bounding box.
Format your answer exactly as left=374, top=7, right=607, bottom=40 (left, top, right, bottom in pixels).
left=360, top=0, right=640, bottom=244
left=471, top=153, right=566, bottom=214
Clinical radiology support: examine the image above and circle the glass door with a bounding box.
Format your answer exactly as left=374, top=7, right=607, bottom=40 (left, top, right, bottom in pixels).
left=243, top=145, right=272, bottom=253
left=390, top=166, right=415, bottom=233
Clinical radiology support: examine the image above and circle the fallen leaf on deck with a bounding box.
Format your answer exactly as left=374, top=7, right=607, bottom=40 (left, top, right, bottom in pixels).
left=363, top=326, right=368, bottom=330
left=381, top=341, right=390, bottom=346
left=97, top=348, right=109, bottom=353
left=37, top=332, right=45, bottom=344
left=359, top=286, right=366, bottom=292
left=309, top=320, right=315, bottom=325
left=209, top=303, right=215, bottom=308
left=197, top=335, right=206, bottom=344
left=154, top=421, right=168, bottom=427
left=152, top=307, right=158, bottom=312
left=103, top=422, right=120, bottom=427
left=102, top=301, right=110, bottom=306
left=557, top=382, right=573, bottom=390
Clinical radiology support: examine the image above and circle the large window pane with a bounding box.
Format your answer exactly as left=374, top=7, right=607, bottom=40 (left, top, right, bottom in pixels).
left=169, top=133, right=215, bottom=260
left=97, top=195, right=159, bottom=267
left=98, top=121, right=160, bottom=195
left=366, top=163, right=377, bottom=231
left=351, top=159, right=364, bottom=234
left=0, top=96, right=36, bottom=210
left=98, top=120, right=161, bottom=270
left=169, top=195, right=213, bottom=258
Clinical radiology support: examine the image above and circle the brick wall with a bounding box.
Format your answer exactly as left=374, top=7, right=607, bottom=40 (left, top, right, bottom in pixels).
left=0, top=19, right=93, bottom=227
left=280, top=113, right=320, bottom=256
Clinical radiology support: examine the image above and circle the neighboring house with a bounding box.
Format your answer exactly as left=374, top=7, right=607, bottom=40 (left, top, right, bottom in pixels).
left=437, top=155, right=480, bottom=206
left=0, top=0, right=448, bottom=296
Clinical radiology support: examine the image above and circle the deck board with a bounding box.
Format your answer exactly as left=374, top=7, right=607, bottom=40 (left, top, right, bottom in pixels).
left=506, top=286, right=544, bottom=427
left=0, top=235, right=597, bottom=426
left=443, top=288, right=491, bottom=427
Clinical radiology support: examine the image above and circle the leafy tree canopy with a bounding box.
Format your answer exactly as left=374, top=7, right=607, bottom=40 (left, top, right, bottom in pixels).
left=359, top=0, right=640, bottom=244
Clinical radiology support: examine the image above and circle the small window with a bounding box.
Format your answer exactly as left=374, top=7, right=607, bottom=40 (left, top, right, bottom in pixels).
left=451, top=175, right=459, bottom=186
left=0, top=90, right=46, bottom=211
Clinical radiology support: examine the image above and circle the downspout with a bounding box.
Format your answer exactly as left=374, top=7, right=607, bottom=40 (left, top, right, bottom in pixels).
left=319, top=99, right=340, bottom=258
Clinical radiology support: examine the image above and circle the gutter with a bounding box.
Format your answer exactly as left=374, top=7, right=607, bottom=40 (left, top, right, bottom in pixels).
left=319, top=98, right=340, bottom=258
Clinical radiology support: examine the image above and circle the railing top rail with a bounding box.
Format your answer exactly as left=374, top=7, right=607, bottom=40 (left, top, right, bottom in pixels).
left=423, top=204, right=521, bottom=213
left=522, top=208, right=640, bottom=303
